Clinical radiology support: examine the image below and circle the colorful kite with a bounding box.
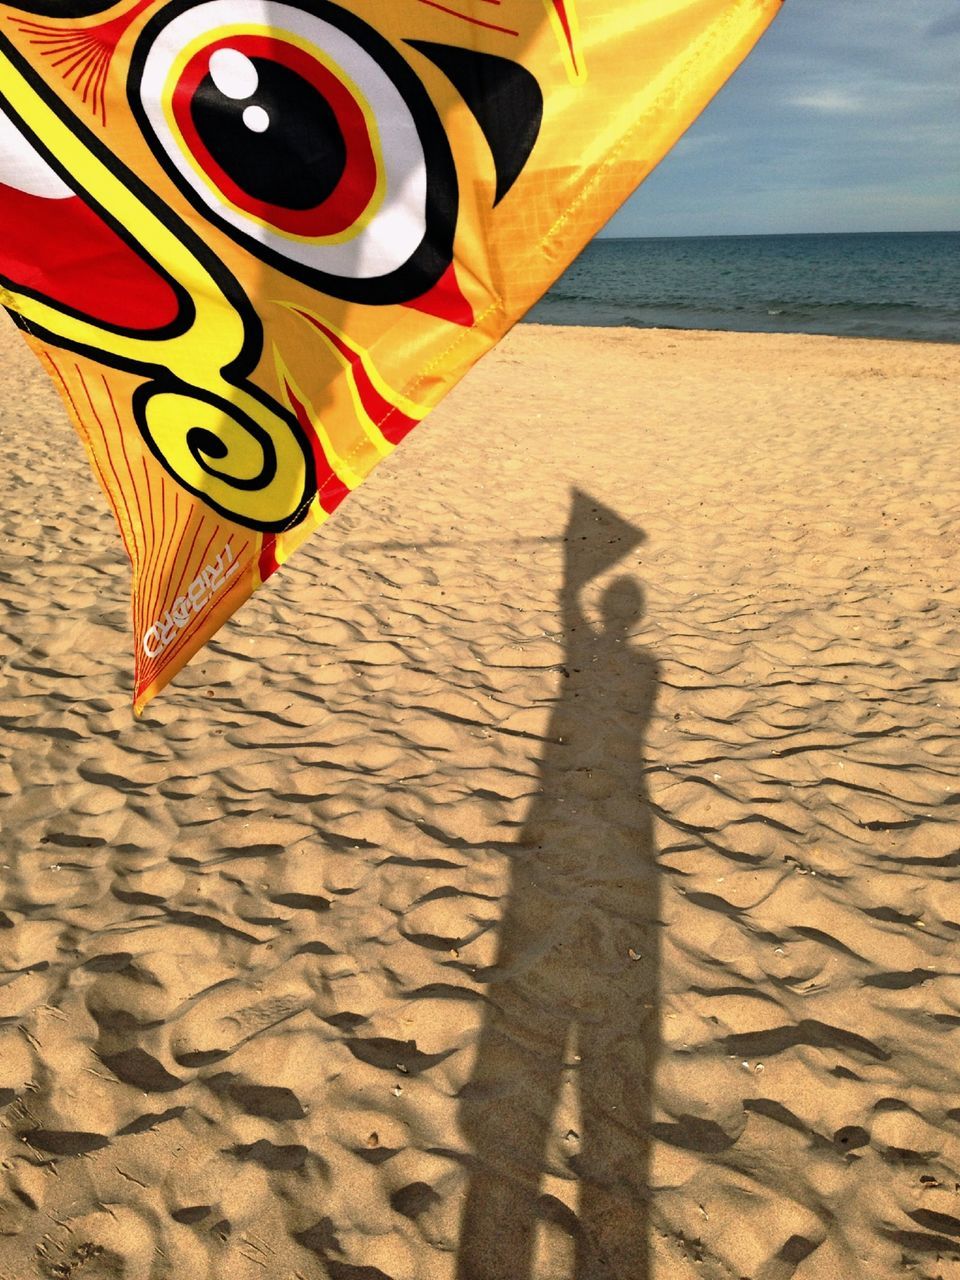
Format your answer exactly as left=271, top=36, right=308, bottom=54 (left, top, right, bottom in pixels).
left=0, top=0, right=781, bottom=711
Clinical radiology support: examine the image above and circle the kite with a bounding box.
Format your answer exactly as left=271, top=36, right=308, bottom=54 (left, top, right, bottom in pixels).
left=0, top=0, right=782, bottom=711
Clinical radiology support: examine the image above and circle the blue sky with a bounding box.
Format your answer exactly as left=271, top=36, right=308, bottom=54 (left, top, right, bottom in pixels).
left=601, top=0, right=960, bottom=237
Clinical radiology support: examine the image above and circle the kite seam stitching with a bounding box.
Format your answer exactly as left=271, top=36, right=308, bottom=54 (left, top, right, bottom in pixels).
left=285, top=295, right=504, bottom=521
left=540, top=1, right=755, bottom=246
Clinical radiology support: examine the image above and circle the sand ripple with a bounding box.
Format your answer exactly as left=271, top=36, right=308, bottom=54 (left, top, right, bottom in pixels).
left=1, top=321, right=959, bottom=1278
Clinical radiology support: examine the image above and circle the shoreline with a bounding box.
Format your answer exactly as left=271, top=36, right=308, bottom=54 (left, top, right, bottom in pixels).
left=522, top=315, right=960, bottom=345
left=532, top=229, right=960, bottom=347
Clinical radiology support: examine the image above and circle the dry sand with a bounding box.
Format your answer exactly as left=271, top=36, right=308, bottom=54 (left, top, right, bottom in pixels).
left=0, top=318, right=959, bottom=1280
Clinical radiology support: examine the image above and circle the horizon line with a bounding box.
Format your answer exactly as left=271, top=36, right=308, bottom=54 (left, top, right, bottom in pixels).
left=595, top=228, right=960, bottom=241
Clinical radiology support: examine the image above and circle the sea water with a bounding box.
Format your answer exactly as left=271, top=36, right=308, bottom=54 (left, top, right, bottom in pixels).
left=529, top=231, right=960, bottom=343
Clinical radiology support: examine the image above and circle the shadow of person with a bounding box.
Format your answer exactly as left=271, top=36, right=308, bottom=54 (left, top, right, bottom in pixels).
left=457, top=489, right=661, bottom=1280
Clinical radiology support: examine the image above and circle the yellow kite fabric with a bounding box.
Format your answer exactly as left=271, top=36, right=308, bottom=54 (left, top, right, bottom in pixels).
left=0, top=0, right=781, bottom=711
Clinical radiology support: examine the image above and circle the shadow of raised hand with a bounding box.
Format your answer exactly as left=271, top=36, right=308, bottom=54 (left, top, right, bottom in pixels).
left=457, top=489, right=661, bottom=1280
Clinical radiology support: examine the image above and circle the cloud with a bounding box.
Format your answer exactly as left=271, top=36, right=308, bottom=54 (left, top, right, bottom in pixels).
left=788, top=89, right=864, bottom=114
left=599, top=0, right=960, bottom=236
left=928, top=12, right=960, bottom=37
left=668, top=131, right=729, bottom=158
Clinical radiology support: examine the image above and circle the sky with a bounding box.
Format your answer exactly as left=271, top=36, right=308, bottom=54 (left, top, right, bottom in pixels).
left=600, top=0, right=960, bottom=237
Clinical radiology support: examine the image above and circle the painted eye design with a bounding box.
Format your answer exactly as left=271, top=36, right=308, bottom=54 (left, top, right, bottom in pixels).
left=130, top=0, right=458, bottom=304
left=0, top=101, right=187, bottom=334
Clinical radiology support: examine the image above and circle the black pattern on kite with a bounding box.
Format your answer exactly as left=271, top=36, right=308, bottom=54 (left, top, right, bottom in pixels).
left=407, top=41, right=544, bottom=206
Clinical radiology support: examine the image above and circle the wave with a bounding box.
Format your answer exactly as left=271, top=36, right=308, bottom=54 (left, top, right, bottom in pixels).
left=529, top=232, right=960, bottom=343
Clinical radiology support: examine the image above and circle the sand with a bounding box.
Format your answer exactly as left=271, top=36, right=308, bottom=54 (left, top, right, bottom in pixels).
left=0, top=317, right=958, bottom=1280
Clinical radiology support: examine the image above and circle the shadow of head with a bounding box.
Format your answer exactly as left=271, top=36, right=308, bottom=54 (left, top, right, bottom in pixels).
left=599, top=574, right=646, bottom=639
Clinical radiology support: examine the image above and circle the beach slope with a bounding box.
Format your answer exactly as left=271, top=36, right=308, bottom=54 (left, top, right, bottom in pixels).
left=1, top=320, right=958, bottom=1279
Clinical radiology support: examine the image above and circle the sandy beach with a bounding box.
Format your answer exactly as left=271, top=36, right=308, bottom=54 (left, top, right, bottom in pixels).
left=1, top=318, right=959, bottom=1279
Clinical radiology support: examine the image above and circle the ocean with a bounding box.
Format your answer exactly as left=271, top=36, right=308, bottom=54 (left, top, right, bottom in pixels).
left=529, top=231, right=960, bottom=343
